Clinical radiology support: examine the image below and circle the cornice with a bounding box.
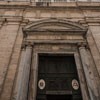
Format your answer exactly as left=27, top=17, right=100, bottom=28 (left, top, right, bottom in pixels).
left=76, top=2, right=100, bottom=9
left=23, top=39, right=86, bottom=46
left=86, top=17, right=100, bottom=22
left=84, top=17, right=100, bottom=26
left=0, top=17, right=29, bottom=25
left=0, top=16, right=23, bottom=23
left=6, top=17, right=23, bottom=22
left=0, top=2, right=100, bottom=10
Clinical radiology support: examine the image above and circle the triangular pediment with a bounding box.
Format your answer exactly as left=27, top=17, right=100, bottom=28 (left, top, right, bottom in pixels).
left=23, top=18, right=87, bottom=33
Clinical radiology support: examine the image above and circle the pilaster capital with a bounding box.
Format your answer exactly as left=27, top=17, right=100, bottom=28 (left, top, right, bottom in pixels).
left=77, top=42, right=88, bottom=49
left=21, top=41, right=33, bottom=49
left=21, top=44, right=26, bottom=50
left=26, top=42, right=33, bottom=49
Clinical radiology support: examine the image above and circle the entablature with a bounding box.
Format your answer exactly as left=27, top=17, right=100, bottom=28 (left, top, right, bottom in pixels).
left=23, top=18, right=87, bottom=46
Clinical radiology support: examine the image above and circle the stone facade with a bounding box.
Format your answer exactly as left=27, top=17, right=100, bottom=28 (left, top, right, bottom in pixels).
left=0, top=1, right=100, bottom=100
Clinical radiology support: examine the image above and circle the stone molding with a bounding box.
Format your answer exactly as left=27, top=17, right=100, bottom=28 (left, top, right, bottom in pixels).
left=23, top=18, right=87, bottom=30
left=0, top=17, right=29, bottom=25
left=0, top=2, right=100, bottom=9
left=23, top=18, right=87, bottom=38
left=22, top=18, right=87, bottom=49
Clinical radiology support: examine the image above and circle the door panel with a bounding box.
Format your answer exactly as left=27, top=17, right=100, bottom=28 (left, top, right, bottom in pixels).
left=37, top=55, right=82, bottom=100
left=47, top=95, right=72, bottom=100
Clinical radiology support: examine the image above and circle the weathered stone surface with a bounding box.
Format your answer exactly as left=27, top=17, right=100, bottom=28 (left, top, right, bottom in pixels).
left=0, top=2, right=100, bottom=100
left=18, top=46, right=32, bottom=100
left=74, top=52, right=90, bottom=100
left=87, top=30, right=100, bottom=77
left=0, top=25, right=23, bottom=100
left=79, top=46, right=100, bottom=100
left=0, top=22, right=20, bottom=97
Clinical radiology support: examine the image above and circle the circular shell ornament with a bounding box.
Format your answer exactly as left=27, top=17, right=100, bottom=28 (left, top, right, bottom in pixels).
left=72, top=79, right=79, bottom=90
left=38, top=79, right=45, bottom=90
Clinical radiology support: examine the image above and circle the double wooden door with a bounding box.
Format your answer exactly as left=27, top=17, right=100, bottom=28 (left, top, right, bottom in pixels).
left=37, top=55, right=82, bottom=100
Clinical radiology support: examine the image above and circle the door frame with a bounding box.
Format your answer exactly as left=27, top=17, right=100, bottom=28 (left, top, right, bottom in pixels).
left=36, top=53, right=83, bottom=100
left=30, top=46, right=89, bottom=100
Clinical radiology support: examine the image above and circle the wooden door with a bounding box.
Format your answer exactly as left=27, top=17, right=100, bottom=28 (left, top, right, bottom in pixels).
left=37, top=55, right=82, bottom=100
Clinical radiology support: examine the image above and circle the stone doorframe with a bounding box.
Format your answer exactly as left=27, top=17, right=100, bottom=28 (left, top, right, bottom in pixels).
left=30, top=43, right=89, bottom=100
left=14, top=18, right=99, bottom=100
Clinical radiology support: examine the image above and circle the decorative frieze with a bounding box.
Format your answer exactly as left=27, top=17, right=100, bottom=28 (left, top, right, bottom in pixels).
left=33, top=44, right=77, bottom=53
left=26, top=34, right=84, bottom=40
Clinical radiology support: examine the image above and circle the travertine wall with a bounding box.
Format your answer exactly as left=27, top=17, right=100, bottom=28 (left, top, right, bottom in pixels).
left=0, top=2, right=100, bottom=100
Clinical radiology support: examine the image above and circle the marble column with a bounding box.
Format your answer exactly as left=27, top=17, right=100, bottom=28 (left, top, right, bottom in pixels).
left=79, top=46, right=99, bottom=100
left=15, top=44, right=32, bottom=100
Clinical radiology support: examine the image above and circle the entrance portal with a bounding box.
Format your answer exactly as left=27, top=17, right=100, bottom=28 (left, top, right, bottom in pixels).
left=36, top=54, right=83, bottom=100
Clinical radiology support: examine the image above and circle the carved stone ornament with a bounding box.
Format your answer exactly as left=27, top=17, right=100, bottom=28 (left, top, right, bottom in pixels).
left=38, top=79, right=45, bottom=90
left=72, top=79, right=79, bottom=90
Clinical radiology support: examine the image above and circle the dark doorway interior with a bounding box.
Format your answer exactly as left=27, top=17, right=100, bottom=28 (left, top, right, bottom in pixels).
left=47, top=95, right=72, bottom=100
left=36, top=54, right=83, bottom=100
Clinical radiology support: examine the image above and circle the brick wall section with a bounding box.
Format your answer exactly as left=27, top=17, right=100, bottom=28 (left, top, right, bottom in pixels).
left=0, top=22, right=20, bottom=97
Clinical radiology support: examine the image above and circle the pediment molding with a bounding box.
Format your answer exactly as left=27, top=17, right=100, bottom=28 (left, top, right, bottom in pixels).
left=23, top=18, right=87, bottom=36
